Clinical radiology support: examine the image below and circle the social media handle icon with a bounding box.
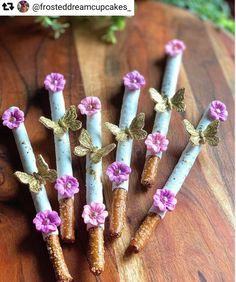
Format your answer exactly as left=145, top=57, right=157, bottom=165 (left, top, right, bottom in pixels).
left=17, top=1, right=29, bottom=13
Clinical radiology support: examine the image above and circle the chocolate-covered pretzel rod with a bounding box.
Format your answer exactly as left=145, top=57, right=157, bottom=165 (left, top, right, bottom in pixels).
left=40, top=73, right=81, bottom=243
left=105, top=70, right=147, bottom=238
left=141, top=40, right=186, bottom=188
left=75, top=97, right=115, bottom=275
left=130, top=101, right=228, bottom=252
left=2, top=107, right=72, bottom=281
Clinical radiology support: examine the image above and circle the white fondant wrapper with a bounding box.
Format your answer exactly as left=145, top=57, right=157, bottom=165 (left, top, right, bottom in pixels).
left=12, top=122, right=58, bottom=236
left=150, top=106, right=212, bottom=218
left=147, top=54, right=182, bottom=159
left=49, top=91, right=73, bottom=200
left=112, top=87, right=141, bottom=191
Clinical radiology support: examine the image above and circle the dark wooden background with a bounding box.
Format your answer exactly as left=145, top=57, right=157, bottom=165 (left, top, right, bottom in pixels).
left=0, top=2, right=234, bottom=281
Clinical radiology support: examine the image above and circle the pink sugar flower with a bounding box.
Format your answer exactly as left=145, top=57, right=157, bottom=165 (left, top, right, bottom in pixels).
left=54, top=175, right=79, bottom=198
left=44, top=73, right=66, bottom=92
left=123, top=70, right=146, bottom=90
left=145, top=132, right=169, bottom=155
left=82, top=203, right=108, bottom=227
left=33, top=210, right=61, bottom=235
left=208, top=100, right=228, bottom=122
left=165, top=39, right=186, bottom=57
left=78, top=96, right=101, bottom=116
left=106, top=161, right=131, bottom=185
left=153, top=188, right=177, bottom=212
left=2, top=107, right=24, bottom=129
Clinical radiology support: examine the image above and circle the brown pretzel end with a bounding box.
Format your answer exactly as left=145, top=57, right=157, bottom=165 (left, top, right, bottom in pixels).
left=45, top=234, right=73, bottom=282
left=59, top=198, right=75, bottom=243
left=141, top=155, right=160, bottom=189
left=128, top=212, right=161, bottom=253
left=88, top=226, right=105, bottom=276
left=109, top=188, right=128, bottom=239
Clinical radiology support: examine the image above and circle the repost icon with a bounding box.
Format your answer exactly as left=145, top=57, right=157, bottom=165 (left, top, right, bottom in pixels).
left=2, top=2, right=14, bottom=11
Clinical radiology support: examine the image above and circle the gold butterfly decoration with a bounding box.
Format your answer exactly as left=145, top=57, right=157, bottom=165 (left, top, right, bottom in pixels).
left=183, top=119, right=220, bottom=146
left=74, top=129, right=116, bottom=163
left=39, top=105, right=82, bottom=136
left=149, top=88, right=186, bottom=112
left=104, top=113, right=147, bottom=142
left=14, top=155, right=57, bottom=193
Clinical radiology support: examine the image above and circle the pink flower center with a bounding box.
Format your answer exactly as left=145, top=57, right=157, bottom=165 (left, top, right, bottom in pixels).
left=162, top=196, right=168, bottom=203
left=174, top=44, right=181, bottom=50
left=53, top=79, right=58, bottom=85
left=9, top=116, right=16, bottom=122
left=132, top=79, right=137, bottom=83
left=90, top=211, right=98, bottom=218
left=43, top=218, right=50, bottom=225
left=65, top=182, right=71, bottom=189
left=115, top=169, right=121, bottom=175
left=216, top=108, right=221, bottom=114
left=87, top=104, right=94, bottom=111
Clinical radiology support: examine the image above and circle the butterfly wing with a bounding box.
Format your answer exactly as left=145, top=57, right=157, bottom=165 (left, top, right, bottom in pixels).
left=203, top=120, right=220, bottom=146
left=183, top=119, right=200, bottom=146
left=37, top=155, right=57, bottom=183
left=74, top=146, right=90, bottom=157
left=171, top=88, right=186, bottom=112
left=14, top=171, right=41, bottom=193
left=90, top=143, right=116, bottom=163
left=149, top=88, right=167, bottom=112
left=61, top=105, right=82, bottom=131
left=129, top=113, right=147, bottom=140
left=104, top=122, right=128, bottom=142
left=79, top=129, right=94, bottom=150
left=39, top=116, right=64, bottom=136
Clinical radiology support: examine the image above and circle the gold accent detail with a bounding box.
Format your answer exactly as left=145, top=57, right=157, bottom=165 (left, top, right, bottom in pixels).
left=74, top=128, right=116, bottom=163
left=105, top=113, right=147, bottom=142
left=14, top=155, right=57, bottom=193
left=183, top=119, right=220, bottom=146
left=39, top=105, right=82, bottom=136
left=150, top=88, right=186, bottom=112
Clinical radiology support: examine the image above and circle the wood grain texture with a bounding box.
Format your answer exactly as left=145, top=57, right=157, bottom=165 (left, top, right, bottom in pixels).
left=0, top=2, right=234, bottom=281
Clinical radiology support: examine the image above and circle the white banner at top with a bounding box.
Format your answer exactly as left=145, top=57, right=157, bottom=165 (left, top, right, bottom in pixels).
left=0, top=0, right=135, bottom=16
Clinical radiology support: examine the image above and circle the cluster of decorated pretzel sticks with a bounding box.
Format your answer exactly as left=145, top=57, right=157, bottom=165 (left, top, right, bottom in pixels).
left=2, top=74, right=117, bottom=279
left=105, top=39, right=228, bottom=251
left=1, top=38, right=228, bottom=281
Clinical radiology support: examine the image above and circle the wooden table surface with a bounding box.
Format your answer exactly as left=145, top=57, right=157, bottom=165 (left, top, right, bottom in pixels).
left=0, top=2, right=234, bottom=282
